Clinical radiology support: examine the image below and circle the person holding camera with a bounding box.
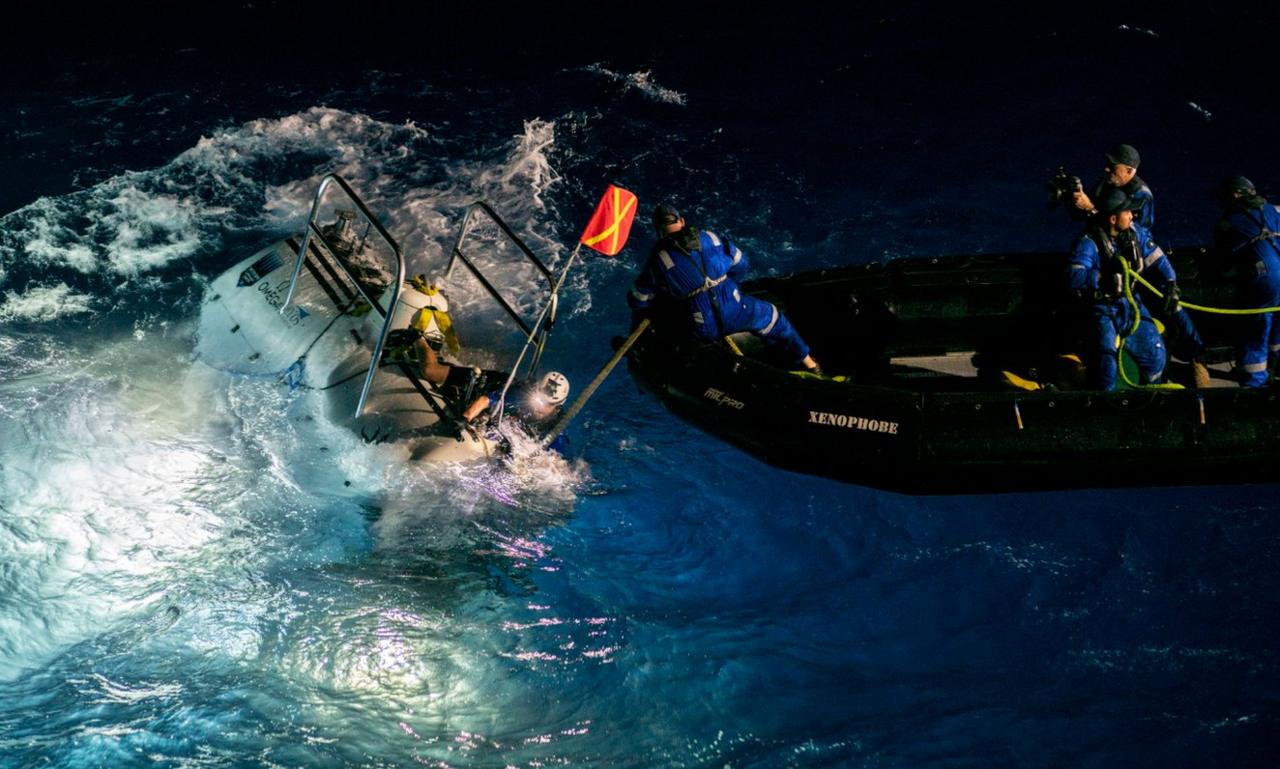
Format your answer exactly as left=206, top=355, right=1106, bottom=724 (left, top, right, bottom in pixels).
left=1072, top=143, right=1155, bottom=230
left=1061, top=144, right=1205, bottom=378
left=1068, top=187, right=1208, bottom=390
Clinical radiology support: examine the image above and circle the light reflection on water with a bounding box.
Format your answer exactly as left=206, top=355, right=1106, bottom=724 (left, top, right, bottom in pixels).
left=0, top=325, right=616, bottom=766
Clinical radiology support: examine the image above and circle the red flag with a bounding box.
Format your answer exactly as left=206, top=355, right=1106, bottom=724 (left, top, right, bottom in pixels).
left=579, top=184, right=638, bottom=256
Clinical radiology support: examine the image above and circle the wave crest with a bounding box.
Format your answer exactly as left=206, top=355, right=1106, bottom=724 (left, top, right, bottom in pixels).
left=584, top=65, right=687, bottom=106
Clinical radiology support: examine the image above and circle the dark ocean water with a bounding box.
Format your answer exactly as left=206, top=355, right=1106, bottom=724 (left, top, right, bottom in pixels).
left=1, top=3, right=1278, bottom=767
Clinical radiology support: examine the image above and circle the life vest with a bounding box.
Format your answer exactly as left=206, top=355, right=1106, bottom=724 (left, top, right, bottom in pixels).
left=399, top=276, right=460, bottom=355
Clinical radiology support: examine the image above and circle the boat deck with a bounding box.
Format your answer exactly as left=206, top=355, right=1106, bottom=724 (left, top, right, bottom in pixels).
left=726, top=329, right=1243, bottom=391
left=890, top=353, right=1239, bottom=389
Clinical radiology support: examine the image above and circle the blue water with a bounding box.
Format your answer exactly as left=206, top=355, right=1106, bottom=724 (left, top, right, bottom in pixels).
left=2, top=5, right=1279, bottom=767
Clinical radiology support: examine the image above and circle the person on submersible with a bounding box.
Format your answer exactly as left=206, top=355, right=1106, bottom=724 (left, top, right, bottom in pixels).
left=628, top=203, right=822, bottom=375
left=391, top=329, right=571, bottom=453
left=1068, top=187, right=1209, bottom=390
left=462, top=370, right=572, bottom=454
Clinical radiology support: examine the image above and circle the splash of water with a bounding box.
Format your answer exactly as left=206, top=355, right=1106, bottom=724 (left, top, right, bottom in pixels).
left=583, top=65, right=689, bottom=106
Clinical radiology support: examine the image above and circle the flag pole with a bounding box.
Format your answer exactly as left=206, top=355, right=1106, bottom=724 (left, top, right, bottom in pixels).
left=492, top=242, right=583, bottom=428
left=489, top=183, right=637, bottom=434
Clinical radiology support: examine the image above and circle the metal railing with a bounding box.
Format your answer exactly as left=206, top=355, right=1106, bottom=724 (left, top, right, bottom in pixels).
left=280, top=174, right=405, bottom=418
left=445, top=201, right=556, bottom=376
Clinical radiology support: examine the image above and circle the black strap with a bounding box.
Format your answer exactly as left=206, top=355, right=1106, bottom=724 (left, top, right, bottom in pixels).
left=391, top=361, right=465, bottom=441
left=1239, top=208, right=1280, bottom=265
left=678, top=232, right=727, bottom=331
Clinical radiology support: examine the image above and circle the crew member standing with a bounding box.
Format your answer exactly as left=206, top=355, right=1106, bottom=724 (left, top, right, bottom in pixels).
left=628, top=203, right=822, bottom=374
left=1213, top=176, right=1280, bottom=387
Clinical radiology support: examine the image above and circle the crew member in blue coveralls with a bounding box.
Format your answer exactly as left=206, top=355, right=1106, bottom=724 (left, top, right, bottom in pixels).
left=1213, top=176, right=1280, bottom=387
left=628, top=203, right=822, bottom=374
left=1073, top=143, right=1156, bottom=230
left=1069, top=187, right=1191, bottom=390
left=1070, top=144, right=1205, bottom=371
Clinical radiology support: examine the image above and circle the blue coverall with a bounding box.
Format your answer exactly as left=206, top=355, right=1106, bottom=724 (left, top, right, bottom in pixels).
left=1214, top=203, right=1280, bottom=387
left=1092, top=179, right=1202, bottom=361
left=628, top=229, right=810, bottom=365
left=1069, top=222, right=1175, bottom=390
left=1092, top=177, right=1156, bottom=230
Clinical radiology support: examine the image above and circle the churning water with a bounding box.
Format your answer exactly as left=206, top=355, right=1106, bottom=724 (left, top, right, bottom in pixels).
left=1, top=4, right=1278, bottom=767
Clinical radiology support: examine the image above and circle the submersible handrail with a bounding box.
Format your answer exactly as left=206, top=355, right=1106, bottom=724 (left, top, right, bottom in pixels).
left=444, top=202, right=562, bottom=435
left=445, top=201, right=554, bottom=338
left=280, top=173, right=406, bottom=418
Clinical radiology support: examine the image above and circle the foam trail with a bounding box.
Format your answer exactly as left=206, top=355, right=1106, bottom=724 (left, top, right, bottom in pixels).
left=583, top=65, right=688, bottom=106
left=0, top=282, right=94, bottom=322
left=0, top=335, right=225, bottom=680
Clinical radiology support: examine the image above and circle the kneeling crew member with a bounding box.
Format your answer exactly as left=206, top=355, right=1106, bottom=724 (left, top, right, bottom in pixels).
left=1069, top=187, right=1186, bottom=390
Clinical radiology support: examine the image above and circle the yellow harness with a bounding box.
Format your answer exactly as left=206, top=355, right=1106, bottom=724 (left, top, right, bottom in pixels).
left=408, top=275, right=460, bottom=355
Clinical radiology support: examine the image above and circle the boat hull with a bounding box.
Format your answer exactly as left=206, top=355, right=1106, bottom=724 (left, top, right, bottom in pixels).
left=625, top=250, right=1280, bottom=494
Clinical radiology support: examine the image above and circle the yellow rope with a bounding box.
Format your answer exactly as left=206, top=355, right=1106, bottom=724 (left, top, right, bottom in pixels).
left=1117, top=257, right=1184, bottom=390
left=1128, top=269, right=1280, bottom=315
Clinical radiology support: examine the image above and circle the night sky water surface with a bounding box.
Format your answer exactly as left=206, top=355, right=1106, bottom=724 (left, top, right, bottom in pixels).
left=1, top=3, right=1279, bottom=767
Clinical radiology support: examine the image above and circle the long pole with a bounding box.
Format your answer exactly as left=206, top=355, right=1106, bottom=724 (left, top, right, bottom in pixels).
left=541, top=319, right=651, bottom=447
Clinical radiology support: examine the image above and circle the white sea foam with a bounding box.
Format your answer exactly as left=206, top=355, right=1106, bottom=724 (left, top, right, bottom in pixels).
left=1, top=181, right=206, bottom=277
left=0, top=109, right=579, bottom=684
left=0, top=108, right=438, bottom=280
left=10, top=197, right=99, bottom=272
left=584, top=65, right=688, bottom=106
left=0, top=282, right=95, bottom=321
left=1, top=107, right=569, bottom=335
left=102, top=186, right=203, bottom=273
left=1117, top=24, right=1160, bottom=38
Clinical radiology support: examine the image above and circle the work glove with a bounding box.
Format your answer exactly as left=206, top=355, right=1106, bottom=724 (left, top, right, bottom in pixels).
left=1162, top=282, right=1181, bottom=314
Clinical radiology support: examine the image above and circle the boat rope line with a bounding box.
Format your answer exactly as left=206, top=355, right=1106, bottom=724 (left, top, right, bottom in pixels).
left=1127, top=263, right=1280, bottom=315
left=295, top=296, right=365, bottom=362
left=1117, top=252, right=1184, bottom=391
left=313, top=368, right=366, bottom=391
left=1109, top=241, right=1280, bottom=390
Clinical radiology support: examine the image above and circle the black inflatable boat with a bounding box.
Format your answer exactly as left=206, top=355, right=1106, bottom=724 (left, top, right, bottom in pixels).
left=624, top=248, right=1280, bottom=494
